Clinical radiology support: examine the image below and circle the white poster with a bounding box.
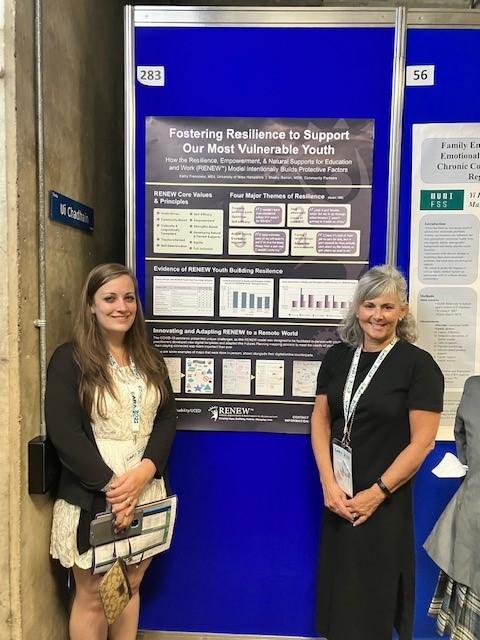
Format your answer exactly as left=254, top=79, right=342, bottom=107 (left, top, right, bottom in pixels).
left=409, top=123, right=480, bottom=439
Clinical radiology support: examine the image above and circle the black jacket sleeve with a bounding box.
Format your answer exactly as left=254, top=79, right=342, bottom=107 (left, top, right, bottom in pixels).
left=45, top=343, right=113, bottom=491
left=142, top=375, right=177, bottom=478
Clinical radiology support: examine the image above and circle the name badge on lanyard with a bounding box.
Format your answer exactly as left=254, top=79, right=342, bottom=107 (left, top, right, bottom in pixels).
left=332, top=438, right=353, bottom=497
left=337, top=337, right=398, bottom=496
left=108, top=354, right=143, bottom=439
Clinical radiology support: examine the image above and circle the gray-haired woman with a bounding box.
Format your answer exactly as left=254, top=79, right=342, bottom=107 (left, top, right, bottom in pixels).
left=311, top=264, right=444, bottom=640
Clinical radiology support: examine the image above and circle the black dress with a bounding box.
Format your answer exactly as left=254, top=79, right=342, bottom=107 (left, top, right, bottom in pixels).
left=315, top=340, right=444, bottom=640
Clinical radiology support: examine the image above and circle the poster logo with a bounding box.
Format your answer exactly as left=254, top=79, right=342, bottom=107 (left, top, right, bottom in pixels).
left=208, top=405, right=254, bottom=421
left=209, top=406, right=219, bottom=421
left=420, top=189, right=464, bottom=210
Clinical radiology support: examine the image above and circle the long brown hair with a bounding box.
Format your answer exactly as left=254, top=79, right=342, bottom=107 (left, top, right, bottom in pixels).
left=72, top=263, right=169, bottom=417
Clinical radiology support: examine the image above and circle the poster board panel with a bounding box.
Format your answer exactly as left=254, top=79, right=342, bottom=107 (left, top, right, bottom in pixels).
left=130, top=11, right=396, bottom=636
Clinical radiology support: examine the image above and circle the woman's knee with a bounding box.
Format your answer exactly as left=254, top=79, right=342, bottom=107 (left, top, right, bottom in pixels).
left=73, top=567, right=104, bottom=611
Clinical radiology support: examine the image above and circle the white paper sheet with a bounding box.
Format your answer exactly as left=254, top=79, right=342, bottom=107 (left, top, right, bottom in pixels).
left=432, top=452, right=468, bottom=478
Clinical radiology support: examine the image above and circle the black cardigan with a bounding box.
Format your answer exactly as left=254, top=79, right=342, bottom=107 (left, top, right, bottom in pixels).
left=46, top=342, right=177, bottom=554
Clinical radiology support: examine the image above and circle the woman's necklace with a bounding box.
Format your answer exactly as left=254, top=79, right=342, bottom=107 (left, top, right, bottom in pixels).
left=109, top=347, right=128, bottom=367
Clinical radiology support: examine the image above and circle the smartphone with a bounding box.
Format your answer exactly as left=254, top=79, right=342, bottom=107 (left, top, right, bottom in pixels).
left=89, top=508, right=144, bottom=547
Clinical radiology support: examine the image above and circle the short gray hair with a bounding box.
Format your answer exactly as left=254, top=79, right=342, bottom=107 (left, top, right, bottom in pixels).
left=338, top=264, right=417, bottom=347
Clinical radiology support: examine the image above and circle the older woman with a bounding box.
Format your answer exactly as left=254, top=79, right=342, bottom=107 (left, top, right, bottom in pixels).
left=311, top=264, right=444, bottom=640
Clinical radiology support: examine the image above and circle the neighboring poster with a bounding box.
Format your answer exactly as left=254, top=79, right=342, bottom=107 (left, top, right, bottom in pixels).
left=410, top=123, right=480, bottom=440
left=145, top=117, right=374, bottom=432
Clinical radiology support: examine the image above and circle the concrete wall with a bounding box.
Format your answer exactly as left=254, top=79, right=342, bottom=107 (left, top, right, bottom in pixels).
left=0, top=0, right=19, bottom=636
left=0, top=0, right=124, bottom=638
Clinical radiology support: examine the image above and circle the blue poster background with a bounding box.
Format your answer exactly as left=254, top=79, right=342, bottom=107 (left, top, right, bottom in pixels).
left=131, top=20, right=465, bottom=639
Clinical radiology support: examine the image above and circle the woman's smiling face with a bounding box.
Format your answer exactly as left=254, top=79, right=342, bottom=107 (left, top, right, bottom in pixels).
left=90, top=275, right=137, bottom=339
left=356, top=292, right=406, bottom=351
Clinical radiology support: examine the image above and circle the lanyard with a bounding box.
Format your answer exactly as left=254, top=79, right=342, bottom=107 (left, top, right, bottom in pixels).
left=108, top=353, right=143, bottom=436
left=342, top=337, right=398, bottom=445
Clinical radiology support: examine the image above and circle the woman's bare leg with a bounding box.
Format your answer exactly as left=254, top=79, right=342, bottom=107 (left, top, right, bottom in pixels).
left=108, top=558, right=152, bottom=640
left=70, top=566, right=108, bottom=640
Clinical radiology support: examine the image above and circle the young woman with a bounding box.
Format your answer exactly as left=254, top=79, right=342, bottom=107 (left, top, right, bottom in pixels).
left=311, top=264, right=444, bottom=640
left=47, top=263, right=176, bottom=640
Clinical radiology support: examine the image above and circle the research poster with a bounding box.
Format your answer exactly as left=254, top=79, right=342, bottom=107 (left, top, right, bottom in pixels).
left=409, top=123, right=480, bottom=440
left=144, top=117, right=374, bottom=432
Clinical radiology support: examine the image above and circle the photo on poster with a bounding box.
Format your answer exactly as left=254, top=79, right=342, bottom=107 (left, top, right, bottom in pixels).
left=292, top=360, right=322, bottom=397
left=185, top=358, right=214, bottom=394
left=255, top=360, right=285, bottom=396
left=164, top=357, right=182, bottom=394
left=222, top=359, right=252, bottom=395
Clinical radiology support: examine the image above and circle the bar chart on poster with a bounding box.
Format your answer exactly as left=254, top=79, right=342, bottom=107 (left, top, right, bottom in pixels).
left=219, top=278, right=274, bottom=318
left=278, top=279, right=356, bottom=319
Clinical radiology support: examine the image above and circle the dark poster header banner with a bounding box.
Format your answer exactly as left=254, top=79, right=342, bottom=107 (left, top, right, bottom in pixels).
left=143, top=116, right=374, bottom=432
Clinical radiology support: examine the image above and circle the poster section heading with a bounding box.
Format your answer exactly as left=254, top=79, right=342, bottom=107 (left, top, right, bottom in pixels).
left=148, top=322, right=340, bottom=433
left=146, top=117, right=374, bottom=186
left=409, top=123, right=480, bottom=440
left=145, top=117, right=374, bottom=432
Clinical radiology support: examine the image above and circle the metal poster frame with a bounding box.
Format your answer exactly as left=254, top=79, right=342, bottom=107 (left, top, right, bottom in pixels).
left=124, top=6, right=480, bottom=639
left=125, top=5, right=400, bottom=434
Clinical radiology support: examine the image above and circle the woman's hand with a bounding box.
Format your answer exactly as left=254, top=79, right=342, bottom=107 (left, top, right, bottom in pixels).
left=322, top=480, right=355, bottom=522
left=113, top=506, right=135, bottom=533
left=106, top=459, right=156, bottom=516
left=346, top=483, right=386, bottom=526
left=312, top=396, right=354, bottom=522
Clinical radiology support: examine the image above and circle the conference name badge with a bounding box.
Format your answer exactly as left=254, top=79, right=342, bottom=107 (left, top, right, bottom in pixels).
left=124, top=444, right=145, bottom=470
left=332, top=438, right=353, bottom=498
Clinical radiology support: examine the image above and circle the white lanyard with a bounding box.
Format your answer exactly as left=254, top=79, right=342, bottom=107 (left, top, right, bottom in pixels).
left=108, top=353, right=143, bottom=436
left=342, top=337, right=398, bottom=445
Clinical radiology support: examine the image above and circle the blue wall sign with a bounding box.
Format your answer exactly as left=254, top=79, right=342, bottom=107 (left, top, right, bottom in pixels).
left=49, top=191, right=94, bottom=232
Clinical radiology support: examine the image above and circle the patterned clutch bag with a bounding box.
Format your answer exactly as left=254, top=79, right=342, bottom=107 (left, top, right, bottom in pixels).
left=98, top=558, right=132, bottom=625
